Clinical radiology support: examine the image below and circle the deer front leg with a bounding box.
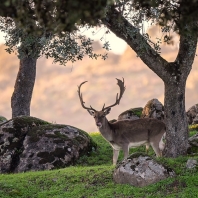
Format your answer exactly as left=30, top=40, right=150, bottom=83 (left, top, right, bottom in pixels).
left=145, top=143, right=150, bottom=154
left=123, top=144, right=129, bottom=160
left=113, top=149, right=120, bottom=165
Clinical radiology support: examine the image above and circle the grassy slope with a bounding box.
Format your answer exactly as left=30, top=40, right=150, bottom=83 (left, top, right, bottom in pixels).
left=0, top=132, right=198, bottom=198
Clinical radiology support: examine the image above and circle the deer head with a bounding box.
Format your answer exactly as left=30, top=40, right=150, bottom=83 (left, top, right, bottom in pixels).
left=77, top=78, right=126, bottom=128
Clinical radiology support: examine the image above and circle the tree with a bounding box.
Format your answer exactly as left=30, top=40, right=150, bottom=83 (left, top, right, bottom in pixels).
left=100, top=0, right=198, bottom=157
left=0, top=17, right=109, bottom=118
left=0, top=0, right=113, bottom=117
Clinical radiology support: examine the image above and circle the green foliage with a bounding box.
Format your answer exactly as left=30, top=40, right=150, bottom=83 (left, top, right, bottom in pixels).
left=111, top=0, right=198, bottom=57
left=0, top=116, right=7, bottom=122
left=118, top=107, right=143, bottom=119
left=1, top=0, right=197, bottom=64
left=0, top=132, right=198, bottom=197
left=189, top=124, right=198, bottom=132
left=0, top=17, right=109, bottom=65
left=0, top=0, right=113, bottom=33
left=131, top=0, right=198, bottom=35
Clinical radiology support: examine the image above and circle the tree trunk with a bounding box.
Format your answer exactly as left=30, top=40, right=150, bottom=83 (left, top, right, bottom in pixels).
left=11, top=57, right=37, bottom=117
left=163, top=80, right=189, bottom=157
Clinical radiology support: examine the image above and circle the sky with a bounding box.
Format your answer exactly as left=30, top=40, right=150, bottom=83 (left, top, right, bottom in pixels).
left=0, top=31, right=5, bottom=43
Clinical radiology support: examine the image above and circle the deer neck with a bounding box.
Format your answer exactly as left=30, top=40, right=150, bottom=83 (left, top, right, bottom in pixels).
left=98, top=118, right=113, bottom=141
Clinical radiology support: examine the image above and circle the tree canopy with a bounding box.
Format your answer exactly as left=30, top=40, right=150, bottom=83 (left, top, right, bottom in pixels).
left=0, top=0, right=113, bottom=33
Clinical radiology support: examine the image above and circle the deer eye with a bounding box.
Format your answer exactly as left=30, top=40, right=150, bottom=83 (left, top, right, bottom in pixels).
left=93, top=116, right=96, bottom=118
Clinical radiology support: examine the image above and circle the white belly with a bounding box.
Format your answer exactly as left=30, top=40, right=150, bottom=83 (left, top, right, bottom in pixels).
left=129, top=141, right=147, bottom=148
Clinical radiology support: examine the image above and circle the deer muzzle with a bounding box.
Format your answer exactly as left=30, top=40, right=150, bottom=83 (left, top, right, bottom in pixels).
left=96, top=122, right=102, bottom=128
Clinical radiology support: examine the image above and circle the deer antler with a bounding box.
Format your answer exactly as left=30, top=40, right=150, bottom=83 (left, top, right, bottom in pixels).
left=77, top=81, right=96, bottom=111
left=102, top=78, right=126, bottom=111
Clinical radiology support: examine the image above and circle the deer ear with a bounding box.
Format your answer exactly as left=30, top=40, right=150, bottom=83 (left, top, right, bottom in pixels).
left=104, top=107, right=111, bottom=115
left=87, top=109, right=95, bottom=116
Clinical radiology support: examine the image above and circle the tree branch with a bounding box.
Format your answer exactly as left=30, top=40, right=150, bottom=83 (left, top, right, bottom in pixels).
left=175, top=33, right=198, bottom=75
left=102, top=6, right=168, bottom=80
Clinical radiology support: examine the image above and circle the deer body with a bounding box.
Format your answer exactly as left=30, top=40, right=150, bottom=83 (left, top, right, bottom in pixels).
left=88, top=110, right=165, bottom=165
left=78, top=78, right=165, bottom=165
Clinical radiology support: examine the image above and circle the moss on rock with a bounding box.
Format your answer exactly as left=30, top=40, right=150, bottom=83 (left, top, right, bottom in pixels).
left=119, top=107, right=143, bottom=118
left=189, top=124, right=198, bottom=132
left=13, top=116, right=50, bottom=129
left=0, top=116, right=7, bottom=123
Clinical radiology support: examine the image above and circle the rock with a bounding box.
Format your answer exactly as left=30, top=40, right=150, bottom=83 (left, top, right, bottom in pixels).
left=0, top=116, right=96, bottom=173
left=187, top=133, right=198, bottom=154
left=113, top=153, right=175, bottom=187
left=0, top=116, right=7, bottom=123
left=193, top=115, right=198, bottom=124
left=141, top=99, right=164, bottom=121
left=109, top=119, right=117, bottom=123
left=186, top=104, right=198, bottom=125
left=186, top=159, right=198, bottom=169
left=118, top=107, right=143, bottom=121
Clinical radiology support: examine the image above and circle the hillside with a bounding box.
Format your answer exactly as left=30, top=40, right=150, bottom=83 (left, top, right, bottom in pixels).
left=0, top=41, right=198, bottom=132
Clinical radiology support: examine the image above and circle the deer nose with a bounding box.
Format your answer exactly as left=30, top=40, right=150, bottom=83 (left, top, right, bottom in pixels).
left=96, top=122, right=102, bottom=128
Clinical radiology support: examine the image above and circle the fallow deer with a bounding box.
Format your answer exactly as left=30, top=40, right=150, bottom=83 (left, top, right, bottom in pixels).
left=77, top=78, right=165, bottom=165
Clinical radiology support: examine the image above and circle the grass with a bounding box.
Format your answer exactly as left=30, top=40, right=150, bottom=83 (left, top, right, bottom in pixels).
left=0, top=132, right=198, bottom=198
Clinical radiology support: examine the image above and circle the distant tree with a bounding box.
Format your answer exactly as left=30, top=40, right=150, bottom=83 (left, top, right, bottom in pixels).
left=100, top=0, right=198, bottom=157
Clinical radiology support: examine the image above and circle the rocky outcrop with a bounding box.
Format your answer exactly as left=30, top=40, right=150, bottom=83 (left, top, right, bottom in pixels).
left=186, top=104, right=198, bottom=124
left=187, top=133, right=198, bottom=154
left=141, top=99, right=164, bottom=121
left=118, top=107, right=143, bottom=121
left=113, top=153, right=175, bottom=187
left=0, top=116, right=96, bottom=173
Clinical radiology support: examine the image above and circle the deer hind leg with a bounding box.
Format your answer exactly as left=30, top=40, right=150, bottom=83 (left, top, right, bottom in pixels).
left=113, top=149, right=120, bottom=165
left=150, top=141, right=162, bottom=157
left=159, top=136, right=165, bottom=152
left=123, top=145, right=129, bottom=160
left=145, top=143, right=150, bottom=154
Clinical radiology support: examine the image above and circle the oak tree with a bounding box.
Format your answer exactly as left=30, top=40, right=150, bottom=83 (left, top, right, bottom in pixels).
left=101, top=0, right=198, bottom=157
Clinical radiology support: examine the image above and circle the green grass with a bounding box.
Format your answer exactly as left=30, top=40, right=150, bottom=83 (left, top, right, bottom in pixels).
left=0, top=132, right=198, bottom=198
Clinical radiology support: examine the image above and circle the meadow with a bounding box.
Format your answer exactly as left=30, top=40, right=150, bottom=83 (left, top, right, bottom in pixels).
left=0, top=132, right=198, bottom=198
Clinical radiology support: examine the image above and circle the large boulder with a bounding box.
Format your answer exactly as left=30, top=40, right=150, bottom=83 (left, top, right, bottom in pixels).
left=141, top=99, right=164, bottom=121
left=186, top=104, right=198, bottom=124
left=0, top=116, right=96, bottom=173
left=118, top=107, right=143, bottom=121
left=113, top=153, right=175, bottom=187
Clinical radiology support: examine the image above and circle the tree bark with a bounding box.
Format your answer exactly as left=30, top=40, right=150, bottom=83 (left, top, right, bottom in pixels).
left=163, top=80, right=188, bottom=157
left=103, top=6, right=198, bottom=157
left=11, top=57, right=37, bottom=117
